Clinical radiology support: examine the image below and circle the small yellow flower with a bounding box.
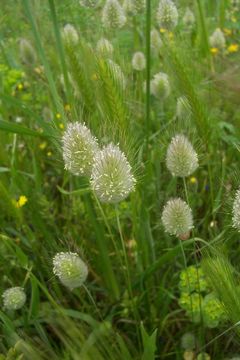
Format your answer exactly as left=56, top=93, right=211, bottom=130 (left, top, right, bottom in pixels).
left=168, top=32, right=174, bottom=40
left=227, top=43, right=239, bottom=53
left=160, top=28, right=166, bottom=33
left=223, top=28, right=232, bottom=36
left=47, top=151, right=52, bottom=157
left=64, top=104, right=71, bottom=111
left=189, top=177, right=197, bottom=184
left=59, top=123, right=64, bottom=130
left=231, top=16, right=237, bottom=23
left=39, top=142, right=47, bottom=150
left=17, top=83, right=23, bottom=91
left=56, top=113, right=61, bottom=119
left=16, top=195, right=28, bottom=208
left=210, top=47, right=219, bottom=55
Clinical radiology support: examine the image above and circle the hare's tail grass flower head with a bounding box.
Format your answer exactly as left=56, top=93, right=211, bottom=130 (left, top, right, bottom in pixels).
left=123, top=0, right=146, bottom=15
left=62, top=24, right=79, bottom=45
left=182, top=7, right=195, bottom=28
left=132, top=52, right=146, bottom=71
left=102, top=0, right=126, bottom=29
left=62, top=122, right=99, bottom=177
left=151, top=29, right=163, bottom=54
left=232, top=188, right=240, bottom=231
left=166, top=134, right=199, bottom=177
left=157, top=0, right=178, bottom=30
left=209, top=28, right=226, bottom=49
left=2, top=287, right=26, bottom=310
left=79, top=0, right=100, bottom=7
left=106, top=59, right=126, bottom=90
left=97, top=38, right=114, bottom=57
left=150, top=72, right=170, bottom=100
left=161, top=198, right=193, bottom=238
left=90, top=143, right=136, bottom=204
left=19, top=38, right=37, bottom=65
left=53, top=252, right=88, bottom=290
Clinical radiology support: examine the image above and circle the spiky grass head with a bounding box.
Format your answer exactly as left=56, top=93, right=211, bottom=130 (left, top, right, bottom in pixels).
left=161, top=198, right=193, bottom=237
left=97, top=38, right=114, bottom=57
left=107, top=59, right=126, bottom=90
left=232, top=189, right=240, bottom=231
left=132, top=52, right=146, bottom=71
left=19, top=39, right=37, bottom=65
left=53, top=252, right=88, bottom=290
left=209, top=28, right=226, bottom=49
left=166, top=134, right=199, bottom=177
left=62, top=24, right=79, bottom=45
left=91, top=143, right=136, bottom=203
left=156, top=0, right=178, bottom=30
left=102, top=0, right=126, bottom=28
left=150, top=72, right=170, bottom=100
left=2, top=287, right=26, bottom=310
left=62, top=122, right=99, bottom=177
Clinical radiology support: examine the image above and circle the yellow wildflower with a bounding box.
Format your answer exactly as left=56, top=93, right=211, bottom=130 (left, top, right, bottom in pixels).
left=223, top=28, right=232, bottom=36
left=168, top=32, right=174, bottom=40
left=59, top=123, right=64, bottom=130
left=227, top=43, right=239, bottom=53
left=16, top=195, right=28, bottom=208
left=39, top=142, right=47, bottom=150
left=210, top=47, right=219, bottom=55
left=17, top=83, right=23, bottom=91
left=189, top=177, right=197, bottom=184
left=56, top=113, right=61, bottom=119
left=47, top=151, right=52, bottom=157
left=64, top=104, right=71, bottom=111
left=231, top=16, right=237, bottom=23
left=160, top=28, right=166, bottom=33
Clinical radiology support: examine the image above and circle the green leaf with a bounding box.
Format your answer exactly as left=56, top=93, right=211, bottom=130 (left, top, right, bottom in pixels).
left=140, top=323, right=157, bottom=360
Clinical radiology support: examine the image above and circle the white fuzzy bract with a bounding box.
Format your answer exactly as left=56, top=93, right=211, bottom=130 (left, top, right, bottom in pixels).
left=233, top=189, right=240, bottom=231
left=157, top=0, right=178, bottom=30
left=2, top=287, right=26, bottom=310
left=19, top=39, right=37, bottom=65
left=166, top=134, right=199, bottom=177
left=209, top=28, right=226, bottom=49
left=150, top=72, right=170, bottom=100
left=161, top=198, right=193, bottom=237
left=91, top=143, right=136, bottom=203
left=53, top=252, right=88, bottom=290
left=132, top=52, right=146, bottom=71
left=62, top=122, right=99, bottom=177
left=62, top=24, right=79, bottom=45
left=97, top=38, right=114, bottom=57
left=102, top=0, right=126, bottom=28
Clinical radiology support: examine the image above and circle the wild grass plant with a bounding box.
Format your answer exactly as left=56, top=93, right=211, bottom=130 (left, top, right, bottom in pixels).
left=0, top=0, right=240, bottom=359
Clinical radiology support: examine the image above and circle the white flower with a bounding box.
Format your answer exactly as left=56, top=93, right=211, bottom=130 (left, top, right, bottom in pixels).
left=162, top=198, right=193, bottom=237
left=150, top=72, right=170, bottom=100
left=132, top=52, right=146, bottom=71
left=183, top=8, right=195, bottom=27
left=157, top=0, right=178, bottom=30
left=62, top=122, right=99, bottom=177
left=123, top=0, right=145, bottom=15
left=166, top=134, right=198, bottom=177
left=53, top=252, right=88, bottom=290
left=19, top=39, right=37, bottom=65
left=91, top=143, right=136, bottom=203
left=151, top=29, right=163, bottom=54
left=102, top=0, right=126, bottom=28
left=62, top=24, right=79, bottom=45
left=2, top=287, right=26, bottom=310
left=209, top=28, right=226, bottom=49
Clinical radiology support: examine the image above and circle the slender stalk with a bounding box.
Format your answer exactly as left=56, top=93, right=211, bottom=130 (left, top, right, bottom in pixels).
left=145, top=0, right=151, bottom=146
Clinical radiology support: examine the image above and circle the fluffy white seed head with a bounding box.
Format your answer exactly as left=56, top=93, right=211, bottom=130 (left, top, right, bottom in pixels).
left=233, top=189, right=240, bottom=231
left=2, top=287, right=26, bottom=310
left=209, top=28, right=226, bottom=49
left=79, top=0, right=100, bottom=7
left=91, top=143, right=136, bottom=203
left=150, top=72, right=170, bottom=100
left=97, top=38, right=114, bottom=57
left=123, top=0, right=145, bottom=15
left=183, top=8, right=195, bottom=27
left=157, top=0, right=178, bottom=30
left=53, top=252, right=88, bottom=290
left=162, top=198, right=193, bottom=237
left=102, top=0, right=126, bottom=29
left=132, top=52, right=146, bottom=71
left=62, top=24, right=79, bottom=45
left=166, top=134, right=199, bottom=177
left=19, top=39, right=37, bottom=65
left=62, top=122, right=99, bottom=177
left=151, top=29, right=163, bottom=53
